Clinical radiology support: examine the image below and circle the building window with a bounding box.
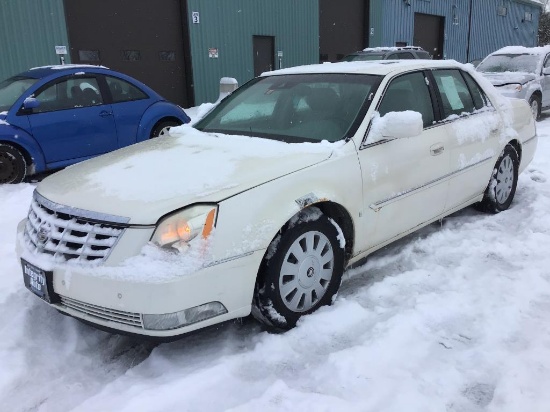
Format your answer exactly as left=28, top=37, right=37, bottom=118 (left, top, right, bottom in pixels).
left=524, top=12, right=533, bottom=22
left=78, top=50, right=100, bottom=62
left=121, top=50, right=141, bottom=61
left=497, top=6, right=507, bottom=16
left=159, top=51, right=176, bottom=61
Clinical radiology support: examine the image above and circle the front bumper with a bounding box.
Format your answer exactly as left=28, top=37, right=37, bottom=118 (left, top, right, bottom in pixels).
left=17, top=219, right=264, bottom=337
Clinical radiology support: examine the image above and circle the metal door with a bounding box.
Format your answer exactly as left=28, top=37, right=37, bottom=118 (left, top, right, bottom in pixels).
left=413, top=13, right=445, bottom=60
left=253, top=36, right=275, bottom=77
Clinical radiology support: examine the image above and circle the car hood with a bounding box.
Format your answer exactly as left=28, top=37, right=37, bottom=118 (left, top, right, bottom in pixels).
left=481, top=72, right=537, bottom=86
left=36, top=126, right=341, bottom=224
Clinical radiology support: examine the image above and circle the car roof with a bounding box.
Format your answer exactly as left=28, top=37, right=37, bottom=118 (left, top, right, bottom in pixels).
left=16, top=64, right=110, bottom=79
left=263, top=59, right=465, bottom=77
left=491, top=45, right=550, bottom=57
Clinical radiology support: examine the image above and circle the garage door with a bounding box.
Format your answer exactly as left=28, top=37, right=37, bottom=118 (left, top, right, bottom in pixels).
left=64, top=0, right=192, bottom=107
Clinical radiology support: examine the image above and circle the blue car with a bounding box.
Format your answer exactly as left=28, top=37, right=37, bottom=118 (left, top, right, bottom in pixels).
left=0, top=65, right=191, bottom=184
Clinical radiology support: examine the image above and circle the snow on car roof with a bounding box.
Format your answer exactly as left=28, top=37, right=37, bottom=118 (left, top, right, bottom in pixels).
left=29, top=64, right=109, bottom=71
left=263, top=59, right=467, bottom=77
left=360, top=46, right=424, bottom=52
left=492, top=45, right=550, bottom=56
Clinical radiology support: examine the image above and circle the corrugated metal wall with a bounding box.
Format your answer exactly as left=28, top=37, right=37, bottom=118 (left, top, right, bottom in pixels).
left=368, top=0, right=540, bottom=63
left=0, top=0, right=70, bottom=80
left=469, top=0, right=541, bottom=62
left=186, top=0, right=318, bottom=104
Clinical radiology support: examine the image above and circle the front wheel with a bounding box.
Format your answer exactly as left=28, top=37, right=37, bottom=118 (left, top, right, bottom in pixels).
left=529, top=95, right=541, bottom=121
left=477, top=144, right=519, bottom=213
left=150, top=120, right=182, bottom=138
left=0, top=144, right=27, bottom=184
left=252, top=208, right=345, bottom=330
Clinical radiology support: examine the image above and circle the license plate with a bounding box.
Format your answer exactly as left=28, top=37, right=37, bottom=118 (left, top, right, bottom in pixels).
left=21, top=259, right=54, bottom=303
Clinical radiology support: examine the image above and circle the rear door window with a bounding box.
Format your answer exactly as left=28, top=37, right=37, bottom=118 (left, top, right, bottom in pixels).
left=432, top=70, right=476, bottom=118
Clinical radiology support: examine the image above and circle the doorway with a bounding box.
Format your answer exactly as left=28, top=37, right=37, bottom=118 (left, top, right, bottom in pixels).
left=413, top=13, right=445, bottom=60
left=253, top=36, right=275, bottom=77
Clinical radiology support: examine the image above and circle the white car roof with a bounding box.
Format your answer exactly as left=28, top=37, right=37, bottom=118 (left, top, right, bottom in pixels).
left=262, top=60, right=469, bottom=77
left=491, top=45, right=550, bottom=56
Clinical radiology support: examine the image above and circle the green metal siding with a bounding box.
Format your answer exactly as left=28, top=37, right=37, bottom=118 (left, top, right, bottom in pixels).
left=368, top=0, right=384, bottom=47
left=0, top=0, right=70, bottom=80
left=187, top=0, right=318, bottom=104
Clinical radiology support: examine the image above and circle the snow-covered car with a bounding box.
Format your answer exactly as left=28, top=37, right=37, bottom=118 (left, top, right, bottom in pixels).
left=342, top=46, right=431, bottom=62
left=476, top=46, right=550, bottom=120
left=17, top=60, right=537, bottom=339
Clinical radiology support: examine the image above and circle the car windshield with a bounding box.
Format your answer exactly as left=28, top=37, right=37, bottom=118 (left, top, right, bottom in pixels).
left=195, top=73, right=381, bottom=143
left=477, top=53, right=540, bottom=74
left=0, top=76, right=38, bottom=112
left=342, top=54, right=385, bottom=62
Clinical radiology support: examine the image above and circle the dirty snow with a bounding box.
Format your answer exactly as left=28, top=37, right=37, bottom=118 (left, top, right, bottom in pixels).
left=1, top=116, right=550, bottom=411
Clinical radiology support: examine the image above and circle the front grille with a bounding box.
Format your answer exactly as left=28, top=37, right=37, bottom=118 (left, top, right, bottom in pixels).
left=60, top=296, right=143, bottom=328
left=24, top=192, right=128, bottom=263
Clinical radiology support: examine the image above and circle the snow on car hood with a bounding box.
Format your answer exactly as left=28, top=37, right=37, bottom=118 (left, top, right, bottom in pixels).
left=481, top=71, right=536, bottom=86
left=36, top=125, right=341, bottom=224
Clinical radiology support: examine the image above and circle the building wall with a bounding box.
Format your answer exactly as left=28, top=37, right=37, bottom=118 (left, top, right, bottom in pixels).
left=0, top=0, right=70, bottom=80
left=368, top=0, right=541, bottom=63
left=468, top=0, right=541, bottom=62
left=186, top=0, right=319, bottom=104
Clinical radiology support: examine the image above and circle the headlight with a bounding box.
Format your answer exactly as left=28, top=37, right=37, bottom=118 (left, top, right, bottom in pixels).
left=151, top=205, right=217, bottom=251
left=499, top=83, right=522, bottom=92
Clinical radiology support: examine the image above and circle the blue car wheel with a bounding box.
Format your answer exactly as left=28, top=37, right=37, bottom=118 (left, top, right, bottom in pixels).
left=0, top=144, right=27, bottom=184
left=150, top=120, right=182, bottom=138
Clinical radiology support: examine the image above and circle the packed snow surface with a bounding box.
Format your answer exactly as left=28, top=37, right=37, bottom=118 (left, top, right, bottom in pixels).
left=2, top=116, right=550, bottom=411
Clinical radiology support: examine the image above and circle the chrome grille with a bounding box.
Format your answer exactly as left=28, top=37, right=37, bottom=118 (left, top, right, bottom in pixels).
left=24, top=192, right=128, bottom=263
left=60, top=296, right=143, bottom=328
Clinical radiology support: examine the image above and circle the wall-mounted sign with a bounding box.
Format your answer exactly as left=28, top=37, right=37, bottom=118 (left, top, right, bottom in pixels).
left=277, top=50, right=283, bottom=57
left=192, top=12, right=200, bottom=24
left=208, top=48, right=219, bottom=58
left=55, top=46, right=67, bottom=55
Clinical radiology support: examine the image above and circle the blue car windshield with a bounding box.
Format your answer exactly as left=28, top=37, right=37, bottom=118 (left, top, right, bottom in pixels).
left=0, top=76, right=38, bottom=112
left=195, top=73, right=381, bottom=143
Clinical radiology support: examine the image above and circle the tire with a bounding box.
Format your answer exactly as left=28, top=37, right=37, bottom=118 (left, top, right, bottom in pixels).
left=0, top=144, right=27, bottom=184
left=150, top=120, right=182, bottom=138
left=477, top=145, right=519, bottom=213
left=252, top=207, right=345, bottom=330
left=529, top=94, right=541, bottom=121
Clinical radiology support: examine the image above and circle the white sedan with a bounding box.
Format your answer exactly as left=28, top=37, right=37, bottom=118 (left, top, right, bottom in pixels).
left=17, top=60, right=537, bottom=338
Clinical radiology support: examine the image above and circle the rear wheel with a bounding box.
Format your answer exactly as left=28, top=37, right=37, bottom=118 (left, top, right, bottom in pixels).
left=529, top=94, right=541, bottom=121
left=477, top=145, right=519, bottom=213
left=150, top=120, right=182, bottom=138
left=0, top=144, right=27, bottom=184
left=252, top=208, right=345, bottom=330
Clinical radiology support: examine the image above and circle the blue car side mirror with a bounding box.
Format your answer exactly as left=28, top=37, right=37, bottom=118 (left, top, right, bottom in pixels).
left=23, top=97, right=40, bottom=110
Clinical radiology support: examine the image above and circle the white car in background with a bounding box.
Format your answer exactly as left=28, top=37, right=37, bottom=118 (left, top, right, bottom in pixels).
left=17, top=60, right=537, bottom=338
left=476, top=45, right=550, bottom=120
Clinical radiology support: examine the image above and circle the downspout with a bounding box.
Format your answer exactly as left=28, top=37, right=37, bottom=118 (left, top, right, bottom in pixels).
left=466, top=0, right=474, bottom=62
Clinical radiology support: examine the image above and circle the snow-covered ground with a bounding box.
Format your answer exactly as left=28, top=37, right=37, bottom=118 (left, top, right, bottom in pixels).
left=1, top=113, right=550, bottom=412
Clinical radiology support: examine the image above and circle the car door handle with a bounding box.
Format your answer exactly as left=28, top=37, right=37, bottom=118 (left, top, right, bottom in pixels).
left=99, top=111, right=113, bottom=117
left=430, top=143, right=445, bottom=156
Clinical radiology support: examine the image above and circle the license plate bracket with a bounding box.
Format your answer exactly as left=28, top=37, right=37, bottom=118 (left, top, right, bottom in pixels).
left=21, top=259, right=58, bottom=304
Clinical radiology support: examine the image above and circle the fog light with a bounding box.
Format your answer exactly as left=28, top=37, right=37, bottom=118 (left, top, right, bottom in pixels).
left=142, top=301, right=228, bottom=330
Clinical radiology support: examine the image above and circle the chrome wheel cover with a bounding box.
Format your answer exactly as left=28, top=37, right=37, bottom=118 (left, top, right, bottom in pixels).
left=495, top=154, right=514, bottom=204
left=157, top=126, right=172, bottom=137
left=279, top=230, right=334, bottom=313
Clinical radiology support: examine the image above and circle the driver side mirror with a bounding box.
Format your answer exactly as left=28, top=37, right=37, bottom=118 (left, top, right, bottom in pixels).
left=377, top=111, right=423, bottom=139
left=22, top=97, right=40, bottom=111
